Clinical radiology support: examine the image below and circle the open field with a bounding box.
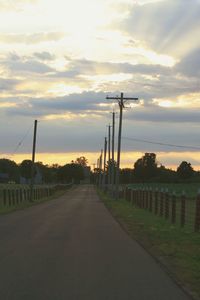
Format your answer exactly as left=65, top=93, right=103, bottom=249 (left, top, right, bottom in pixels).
left=128, top=183, right=200, bottom=198
left=99, top=191, right=200, bottom=300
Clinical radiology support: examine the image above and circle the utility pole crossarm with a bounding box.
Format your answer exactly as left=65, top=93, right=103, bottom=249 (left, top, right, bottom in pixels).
left=106, top=96, right=138, bottom=100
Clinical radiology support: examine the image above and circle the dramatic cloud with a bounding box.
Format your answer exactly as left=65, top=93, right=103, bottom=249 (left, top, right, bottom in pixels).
left=0, top=78, right=21, bottom=91
left=0, top=0, right=200, bottom=168
left=126, top=104, right=200, bottom=123
left=120, top=0, right=200, bottom=58
left=1, top=53, right=54, bottom=74
left=52, top=58, right=172, bottom=77
left=0, top=32, right=65, bottom=44
left=176, top=48, right=200, bottom=77
left=33, top=52, right=55, bottom=61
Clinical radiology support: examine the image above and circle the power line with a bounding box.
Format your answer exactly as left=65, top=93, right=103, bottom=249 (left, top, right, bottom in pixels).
left=122, top=137, right=200, bottom=151
left=11, top=125, right=33, bottom=156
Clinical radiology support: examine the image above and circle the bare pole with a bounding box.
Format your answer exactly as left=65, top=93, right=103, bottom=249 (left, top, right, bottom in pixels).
left=108, top=125, right=111, bottom=186
left=99, top=149, right=103, bottom=188
left=96, top=158, right=99, bottom=185
left=103, top=137, right=107, bottom=189
left=108, top=125, right=111, bottom=162
left=30, top=120, right=38, bottom=202
left=111, top=112, right=115, bottom=195
left=106, top=93, right=138, bottom=199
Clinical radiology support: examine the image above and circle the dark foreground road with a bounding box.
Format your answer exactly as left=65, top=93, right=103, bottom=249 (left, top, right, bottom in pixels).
left=0, top=185, right=192, bottom=300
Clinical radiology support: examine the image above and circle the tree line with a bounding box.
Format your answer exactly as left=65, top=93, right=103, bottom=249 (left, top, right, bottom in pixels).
left=92, top=152, right=198, bottom=184
left=0, top=153, right=198, bottom=185
left=0, top=156, right=89, bottom=184
left=119, top=153, right=197, bottom=184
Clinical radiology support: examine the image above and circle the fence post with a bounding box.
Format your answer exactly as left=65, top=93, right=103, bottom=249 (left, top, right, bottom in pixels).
left=27, top=189, right=30, bottom=201
left=140, top=189, right=143, bottom=208
left=129, top=188, right=131, bottom=202
left=145, top=188, right=149, bottom=210
left=181, top=191, right=186, bottom=228
left=194, top=190, right=200, bottom=232
left=136, top=189, right=139, bottom=206
left=142, top=188, right=145, bottom=209
left=12, top=190, right=15, bottom=206
left=160, top=189, right=164, bottom=217
left=24, top=189, right=28, bottom=202
left=123, top=187, right=126, bottom=200
left=126, top=187, right=129, bottom=201
left=19, top=189, right=23, bottom=203
left=131, top=189, right=133, bottom=204
left=154, top=188, right=158, bottom=215
left=165, top=189, right=169, bottom=220
left=149, top=188, right=153, bottom=212
left=16, top=189, right=19, bottom=205
left=171, top=192, right=176, bottom=224
left=3, top=189, right=7, bottom=206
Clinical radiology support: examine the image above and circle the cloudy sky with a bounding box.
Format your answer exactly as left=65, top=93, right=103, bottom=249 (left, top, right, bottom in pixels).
left=0, top=0, right=200, bottom=169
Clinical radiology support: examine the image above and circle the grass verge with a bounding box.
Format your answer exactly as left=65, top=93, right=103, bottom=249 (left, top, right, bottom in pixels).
left=98, top=190, right=200, bottom=300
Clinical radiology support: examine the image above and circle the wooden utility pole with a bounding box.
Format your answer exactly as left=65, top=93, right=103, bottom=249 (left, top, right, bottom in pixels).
left=30, top=120, right=38, bottom=202
left=103, top=137, right=107, bottom=189
left=108, top=125, right=111, bottom=186
left=106, top=93, right=138, bottom=199
left=96, top=159, right=99, bottom=185
left=99, top=149, right=103, bottom=188
left=111, top=112, right=115, bottom=195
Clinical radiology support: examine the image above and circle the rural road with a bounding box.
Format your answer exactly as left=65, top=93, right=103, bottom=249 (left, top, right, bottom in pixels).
left=0, top=185, right=192, bottom=300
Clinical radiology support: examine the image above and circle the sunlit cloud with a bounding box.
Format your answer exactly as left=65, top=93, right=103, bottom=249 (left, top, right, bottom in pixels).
left=153, top=92, right=200, bottom=108
left=0, top=0, right=200, bottom=169
left=0, top=102, right=17, bottom=108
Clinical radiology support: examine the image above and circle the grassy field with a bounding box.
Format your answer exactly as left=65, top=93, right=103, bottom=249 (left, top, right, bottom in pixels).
left=128, top=183, right=200, bottom=198
left=99, top=191, right=200, bottom=300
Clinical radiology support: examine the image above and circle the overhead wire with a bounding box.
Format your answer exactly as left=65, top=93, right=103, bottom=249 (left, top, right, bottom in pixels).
left=122, top=136, right=200, bottom=151
left=10, top=124, right=33, bottom=156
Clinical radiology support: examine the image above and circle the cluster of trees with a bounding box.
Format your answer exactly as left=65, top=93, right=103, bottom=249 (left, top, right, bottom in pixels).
left=120, top=153, right=196, bottom=184
left=0, top=156, right=89, bottom=184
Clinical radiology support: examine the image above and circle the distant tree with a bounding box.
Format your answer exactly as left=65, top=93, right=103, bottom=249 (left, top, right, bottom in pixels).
left=134, top=153, right=158, bottom=181
left=20, top=160, right=33, bottom=180
left=177, top=161, right=194, bottom=179
left=57, top=163, right=84, bottom=184
left=106, top=159, right=117, bottom=183
left=134, top=158, right=144, bottom=181
left=0, top=158, right=19, bottom=182
left=35, top=162, right=53, bottom=183
left=75, top=156, right=88, bottom=167
left=120, top=168, right=133, bottom=184
left=50, top=164, right=61, bottom=183
left=155, top=165, right=178, bottom=183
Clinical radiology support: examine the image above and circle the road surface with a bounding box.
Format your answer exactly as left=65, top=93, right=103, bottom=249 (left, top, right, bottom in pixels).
left=0, top=185, right=192, bottom=300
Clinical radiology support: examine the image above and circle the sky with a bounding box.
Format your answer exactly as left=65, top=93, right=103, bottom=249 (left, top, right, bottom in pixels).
left=0, top=0, right=200, bottom=169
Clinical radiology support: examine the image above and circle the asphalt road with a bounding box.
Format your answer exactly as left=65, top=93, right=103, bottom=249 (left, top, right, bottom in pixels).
left=0, top=185, right=192, bottom=300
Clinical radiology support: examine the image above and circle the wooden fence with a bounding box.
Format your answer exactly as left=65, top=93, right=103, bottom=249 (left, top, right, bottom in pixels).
left=0, top=183, right=73, bottom=208
left=122, top=187, right=200, bottom=232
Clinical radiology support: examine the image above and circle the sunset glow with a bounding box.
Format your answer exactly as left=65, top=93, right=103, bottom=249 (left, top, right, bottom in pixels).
left=0, top=0, right=200, bottom=169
